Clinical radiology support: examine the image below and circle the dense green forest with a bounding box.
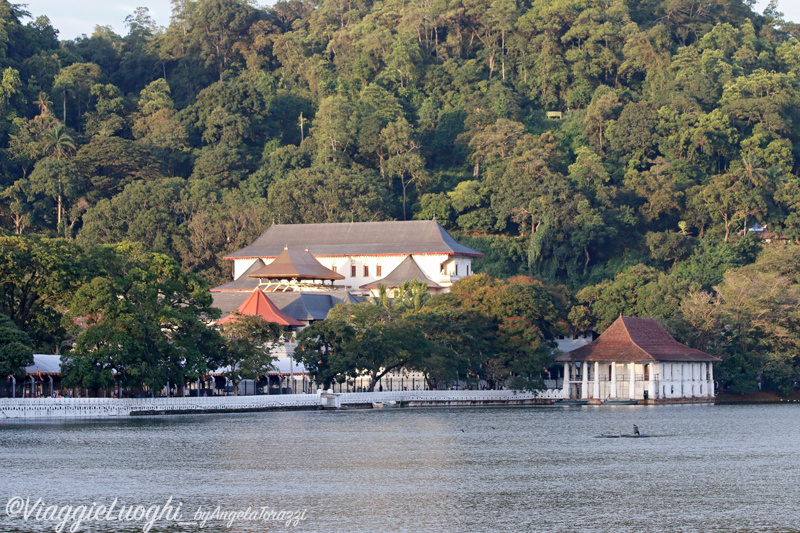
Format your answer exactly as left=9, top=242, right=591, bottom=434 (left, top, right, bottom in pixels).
left=2, top=0, right=800, bottom=394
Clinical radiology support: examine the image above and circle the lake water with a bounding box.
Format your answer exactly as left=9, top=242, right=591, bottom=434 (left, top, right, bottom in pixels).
left=1, top=404, right=799, bottom=532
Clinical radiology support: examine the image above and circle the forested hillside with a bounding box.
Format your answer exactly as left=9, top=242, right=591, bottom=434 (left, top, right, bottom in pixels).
left=2, top=0, right=800, bottom=393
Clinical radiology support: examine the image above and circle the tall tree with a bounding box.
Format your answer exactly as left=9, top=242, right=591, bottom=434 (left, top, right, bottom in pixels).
left=63, top=242, right=224, bottom=395
left=216, top=313, right=282, bottom=395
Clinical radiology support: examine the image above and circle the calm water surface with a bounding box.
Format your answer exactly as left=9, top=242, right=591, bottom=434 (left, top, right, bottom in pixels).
left=1, top=404, right=799, bottom=532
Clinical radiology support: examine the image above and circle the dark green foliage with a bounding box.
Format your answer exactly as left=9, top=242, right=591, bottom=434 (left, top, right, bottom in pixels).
left=216, top=313, right=283, bottom=395
left=458, top=234, right=530, bottom=279
left=0, top=235, right=87, bottom=349
left=296, top=274, right=568, bottom=390
left=62, top=242, right=225, bottom=394
left=2, top=0, right=800, bottom=395
left=0, top=313, right=33, bottom=377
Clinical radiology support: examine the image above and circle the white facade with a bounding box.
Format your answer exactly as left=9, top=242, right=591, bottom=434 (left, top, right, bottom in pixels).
left=232, top=253, right=474, bottom=294
left=560, top=361, right=715, bottom=401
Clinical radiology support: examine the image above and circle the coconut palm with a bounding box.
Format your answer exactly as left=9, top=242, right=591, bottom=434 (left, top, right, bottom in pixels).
left=44, top=123, right=75, bottom=160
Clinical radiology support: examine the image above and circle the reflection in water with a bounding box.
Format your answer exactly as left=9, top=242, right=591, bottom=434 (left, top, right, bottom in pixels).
left=2, top=404, right=799, bottom=532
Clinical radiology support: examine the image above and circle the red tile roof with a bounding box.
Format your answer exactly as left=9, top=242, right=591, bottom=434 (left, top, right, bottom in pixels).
left=556, top=316, right=720, bottom=363
left=215, top=289, right=304, bottom=327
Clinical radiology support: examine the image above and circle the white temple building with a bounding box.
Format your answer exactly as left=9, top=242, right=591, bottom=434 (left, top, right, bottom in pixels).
left=221, top=220, right=484, bottom=297
left=556, top=316, right=720, bottom=403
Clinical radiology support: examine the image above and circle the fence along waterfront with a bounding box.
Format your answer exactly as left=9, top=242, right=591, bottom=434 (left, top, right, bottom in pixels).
left=0, top=389, right=563, bottom=419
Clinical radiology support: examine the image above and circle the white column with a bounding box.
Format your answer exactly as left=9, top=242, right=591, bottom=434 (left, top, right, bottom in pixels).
left=666, top=364, right=672, bottom=398
left=593, top=362, right=599, bottom=399
left=610, top=363, right=617, bottom=399
left=562, top=363, right=570, bottom=399
left=581, top=363, right=588, bottom=400
left=682, top=363, right=687, bottom=398
left=629, top=362, right=636, bottom=400
left=700, top=363, right=705, bottom=397
left=647, top=363, right=654, bottom=400
left=708, top=363, right=715, bottom=397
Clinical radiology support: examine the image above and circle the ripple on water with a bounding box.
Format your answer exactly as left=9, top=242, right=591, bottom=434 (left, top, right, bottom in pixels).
left=1, top=404, right=799, bottom=532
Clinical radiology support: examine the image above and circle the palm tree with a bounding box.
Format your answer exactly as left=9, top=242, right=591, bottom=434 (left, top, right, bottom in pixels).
left=42, top=123, right=76, bottom=229
left=35, top=92, right=53, bottom=116
left=369, top=284, right=393, bottom=308
left=738, top=154, right=769, bottom=189
left=44, top=123, right=75, bottom=160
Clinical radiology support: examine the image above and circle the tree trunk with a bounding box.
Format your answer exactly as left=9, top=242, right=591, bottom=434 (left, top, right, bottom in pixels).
left=401, top=178, right=408, bottom=220
left=501, top=30, right=506, bottom=80
left=724, top=214, right=730, bottom=242
left=584, top=245, right=590, bottom=272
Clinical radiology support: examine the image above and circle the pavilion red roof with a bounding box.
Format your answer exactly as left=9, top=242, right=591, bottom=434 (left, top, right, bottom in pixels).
left=215, top=289, right=304, bottom=327
left=556, top=316, right=720, bottom=363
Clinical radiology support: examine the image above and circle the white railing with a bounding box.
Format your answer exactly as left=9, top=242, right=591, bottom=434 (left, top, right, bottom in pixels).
left=0, top=389, right=562, bottom=419
left=338, top=389, right=561, bottom=404
left=0, top=394, right=320, bottom=419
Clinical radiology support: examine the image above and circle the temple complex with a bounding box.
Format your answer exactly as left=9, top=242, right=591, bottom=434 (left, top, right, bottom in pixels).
left=211, top=246, right=357, bottom=326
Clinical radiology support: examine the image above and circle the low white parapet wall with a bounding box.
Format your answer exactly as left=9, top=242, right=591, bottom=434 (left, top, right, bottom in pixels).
left=0, top=389, right=564, bottom=419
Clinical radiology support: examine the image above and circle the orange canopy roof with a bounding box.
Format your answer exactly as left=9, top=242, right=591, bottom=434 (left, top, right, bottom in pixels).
left=215, top=289, right=304, bottom=327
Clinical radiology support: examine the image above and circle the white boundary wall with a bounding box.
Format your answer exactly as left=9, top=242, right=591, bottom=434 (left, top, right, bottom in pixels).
left=0, top=390, right=562, bottom=419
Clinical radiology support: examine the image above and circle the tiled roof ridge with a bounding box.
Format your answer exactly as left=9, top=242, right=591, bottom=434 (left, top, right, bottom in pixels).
left=223, top=220, right=484, bottom=260
left=618, top=316, right=657, bottom=362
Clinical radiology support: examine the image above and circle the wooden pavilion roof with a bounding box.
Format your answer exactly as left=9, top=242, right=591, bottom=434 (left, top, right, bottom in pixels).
left=556, top=316, right=720, bottom=363
left=248, top=248, right=345, bottom=281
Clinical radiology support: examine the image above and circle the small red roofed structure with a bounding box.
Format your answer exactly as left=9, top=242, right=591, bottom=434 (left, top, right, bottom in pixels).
left=215, top=289, right=304, bottom=327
